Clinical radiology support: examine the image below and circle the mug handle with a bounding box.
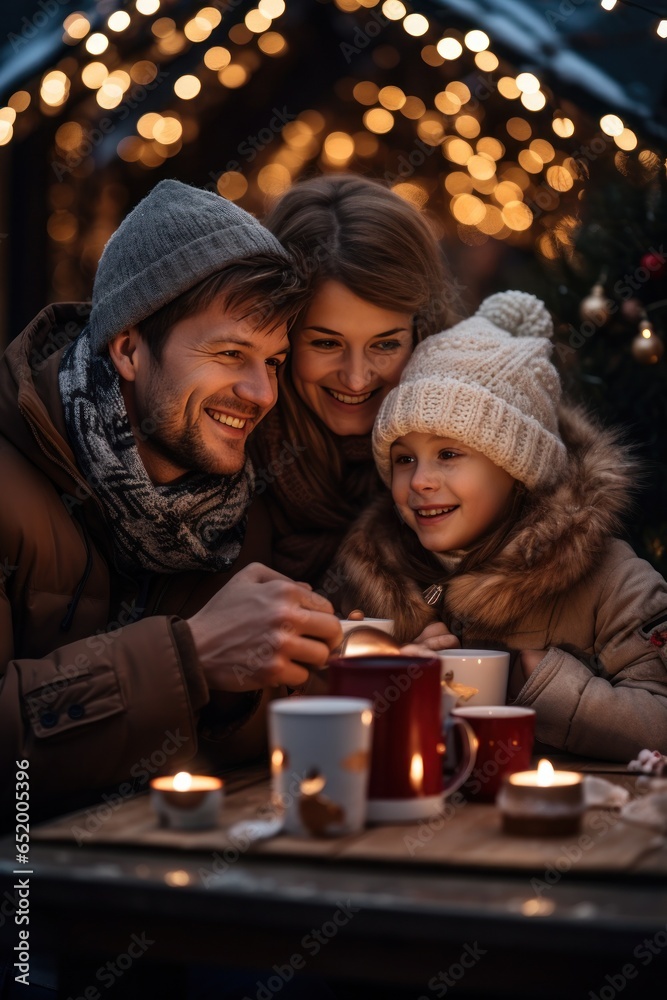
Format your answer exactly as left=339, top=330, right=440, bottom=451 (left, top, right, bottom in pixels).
left=442, top=716, right=478, bottom=796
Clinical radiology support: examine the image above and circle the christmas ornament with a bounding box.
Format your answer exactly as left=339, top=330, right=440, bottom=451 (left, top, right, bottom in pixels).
left=579, top=282, right=612, bottom=325
left=631, top=320, right=664, bottom=364
left=621, top=298, right=645, bottom=323
left=640, top=252, right=667, bottom=279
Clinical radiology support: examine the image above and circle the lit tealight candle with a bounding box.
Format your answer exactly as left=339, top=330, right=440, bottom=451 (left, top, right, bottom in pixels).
left=150, top=771, right=224, bottom=830
left=496, top=759, right=584, bottom=837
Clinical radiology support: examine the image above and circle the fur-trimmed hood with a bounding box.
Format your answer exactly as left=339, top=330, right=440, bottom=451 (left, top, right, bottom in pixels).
left=335, top=405, right=637, bottom=643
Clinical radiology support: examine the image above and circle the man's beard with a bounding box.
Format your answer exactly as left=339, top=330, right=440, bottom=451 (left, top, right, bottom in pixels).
left=136, top=367, right=250, bottom=478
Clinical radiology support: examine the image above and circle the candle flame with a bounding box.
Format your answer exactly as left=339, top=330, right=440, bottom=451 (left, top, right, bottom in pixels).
left=536, top=759, right=555, bottom=786
left=361, top=709, right=373, bottom=726
left=410, top=752, right=424, bottom=791
left=173, top=771, right=193, bottom=792
left=300, top=773, right=326, bottom=796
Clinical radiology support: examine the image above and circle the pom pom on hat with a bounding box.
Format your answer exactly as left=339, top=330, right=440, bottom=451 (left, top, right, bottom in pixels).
left=372, top=290, right=567, bottom=491
left=477, top=290, right=554, bottom=340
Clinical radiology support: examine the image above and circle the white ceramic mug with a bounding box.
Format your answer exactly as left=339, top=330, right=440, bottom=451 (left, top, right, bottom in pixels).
left=439, top=649, right=510, bottom=708
left=268, top=697, right=374, bottom=837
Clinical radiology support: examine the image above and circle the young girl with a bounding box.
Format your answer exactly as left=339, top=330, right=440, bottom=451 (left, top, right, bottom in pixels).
left=250, top=174, right=462, bottom=587
left=335, top=291, right=667, bottom=761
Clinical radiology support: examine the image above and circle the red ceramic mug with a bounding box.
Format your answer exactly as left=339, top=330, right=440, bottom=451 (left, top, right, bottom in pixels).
left=450, top=706, right=536, bottom=803
left=328, top=654, right=476, bottom=822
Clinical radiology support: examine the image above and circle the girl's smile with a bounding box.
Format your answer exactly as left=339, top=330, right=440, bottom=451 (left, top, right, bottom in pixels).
left=391, top=432, right=516, bottom=552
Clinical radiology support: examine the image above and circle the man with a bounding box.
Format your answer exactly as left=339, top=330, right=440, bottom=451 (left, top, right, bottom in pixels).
left=0, top=179, right=342, bottom=820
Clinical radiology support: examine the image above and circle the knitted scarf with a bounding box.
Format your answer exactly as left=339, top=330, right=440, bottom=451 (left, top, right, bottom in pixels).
left=58, top=332, right=254, bottom=575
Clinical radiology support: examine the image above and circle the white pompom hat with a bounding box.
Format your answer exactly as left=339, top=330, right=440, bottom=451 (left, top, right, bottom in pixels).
left=372, top=290, right=567, bottom=490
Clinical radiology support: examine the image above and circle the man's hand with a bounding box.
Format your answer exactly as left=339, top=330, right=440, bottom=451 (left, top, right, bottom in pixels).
left=188, top=563, right=343, bottom=692
left=508, top=648, right=546, bottom=700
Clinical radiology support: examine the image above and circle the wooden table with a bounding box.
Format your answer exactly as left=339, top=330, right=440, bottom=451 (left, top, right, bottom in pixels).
left=1, top=760, right=666, bottom=999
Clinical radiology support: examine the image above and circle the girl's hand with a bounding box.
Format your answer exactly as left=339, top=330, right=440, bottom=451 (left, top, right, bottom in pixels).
left=410, top=621, right=460, bottom=651
left=508, top=649, right=547, bottom=699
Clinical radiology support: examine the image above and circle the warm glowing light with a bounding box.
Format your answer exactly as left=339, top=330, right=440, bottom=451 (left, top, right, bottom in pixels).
left=184, top=16, right=212, bottom=41
left=173, top=771, right=193, bottom=791
left=108, top=11, right=131, bottom=31
left=323, top=130, right=355, bottom=165
left=475, top=50, right=498, bottom=71
left=498, top=77, right=521, bottom=100
left=363, top=108, right=394, bottom=133
left=518, top=149, right=543, bottom=174
left=614, top=128, right=637, bottom=150
left=258, top=32, right=287, bottom=54
left=131, top=61, right=158, bottom=84
left=451, top=193, right=485, bottom=225
left=361, top=709, right=373, bottom=726
left=136, top=0, right=160, bottom=14
left=378, top=85, right=406, bottom=110
left=9, top=91, right=31, bottom=112
left=153, top=116, right=182, bottom=143
left=218, top=65, right=249, bottom=88
left=271, top=748, right=284, bottom=769
left=417, top=117, right=444, bottom=145
left=245, top=8, right=272, bottom=32
left=464, top=29, right=489, bottom=52
left=447, top=81, right=471, bottom=104
left=467, top=154, right=496, bottom=180
left=505, top=118, right=533, bottom=142
left=516, top=72, right=540, bottom=94
left=434, top=90, right=460, bottom=115
left=300, top=773, right=326, bottom=795
left=97, top=80, right=124, bottom=109
left=258, top=163, right=291, bottom=196
left=443, top=136, right=473, bottom=165
left=151, top=17, right=175, bottom=37
left=0, top=121, right=13, bottom=145
left=495, top=180, right=523, bottom=205
left=382, top=0, right=406, bottom=19
left=479, top=205, right=505, bottom=236
left=409, top=753, right=424, bottom=791
left=521, top=91, right=546, bottom=112
left=165, top=870, right=190, bottom=886
left=600, top=114, right=624, bottom=136
left=117, top=136, right=143, bottom=162
left=64, top=13, right=90, bottom=39
left=204, top=47, right=231, bottom=70
left=601, top=0, right=617, bottom=8
left=137, top=112, right=161, bottom=138
left=0, top=107, right=16, bottom=125
left=217, top=171, right=248, bottom=200
left=41, top=71, right=69, bottom=107
left=437, top=37, right=462, bottom=59
left=86, top=33, right=109, bottom=54
left=642, top=327, right=653, bottom=339
left=401, top=96, right=426, bottom=119
left=530, top=138, right=555, bottom=162
left=456, top=115, right=481, bottom=139
left=198, top=5, right=223, bottom=27
left=259, top=0, right=286, bottom=15
left=552, top=116, right=574, bottom=137
left=445, top=172, right=473, bottom=195
left=353, top=81, right=379, bottom=105
left=658, top=19, right=667, bottom=37
left=546, top=165, right=574, bottom=191
left=477, top=137, right=504, bottom=160
left=536, top=759, right=555, bottom=786
left=502, top=200, right=533, bottom=231
left=404, top=13, right=429, bottom=36
left=174, top=75, right=201, bottom=99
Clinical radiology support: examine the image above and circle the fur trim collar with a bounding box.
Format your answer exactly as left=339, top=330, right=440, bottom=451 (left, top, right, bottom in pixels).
left=336, top=406, right=636, bottom=642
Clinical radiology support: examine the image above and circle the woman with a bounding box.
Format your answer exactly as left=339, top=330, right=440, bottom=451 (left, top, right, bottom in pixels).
left=250, top=174, right=462, bottom=587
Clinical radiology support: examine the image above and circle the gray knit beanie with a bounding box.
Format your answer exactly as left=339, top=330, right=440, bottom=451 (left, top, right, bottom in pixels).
left=87, top=179, right=289, bottom=352
left=373, top=291, right=567, bottom=491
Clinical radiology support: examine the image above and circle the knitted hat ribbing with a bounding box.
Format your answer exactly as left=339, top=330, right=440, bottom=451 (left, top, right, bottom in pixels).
left=87, top=179, right=289, bottom=352
left=372, top=291, right=567, bottom=490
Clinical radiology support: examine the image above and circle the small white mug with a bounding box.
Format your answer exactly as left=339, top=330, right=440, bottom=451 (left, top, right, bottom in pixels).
left=439, top=649, right=510, bottom=708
